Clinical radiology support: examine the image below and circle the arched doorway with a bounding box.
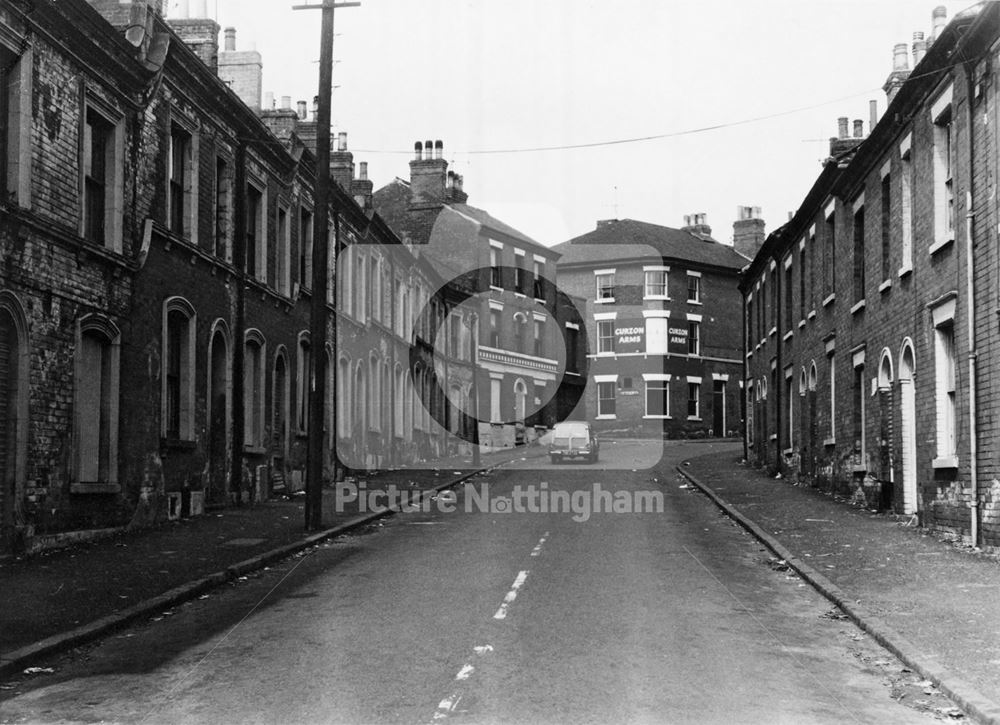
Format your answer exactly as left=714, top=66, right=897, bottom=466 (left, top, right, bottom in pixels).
left=898, top=340, right=918, bottom=515
left=878, top=348, right=895, bottom=511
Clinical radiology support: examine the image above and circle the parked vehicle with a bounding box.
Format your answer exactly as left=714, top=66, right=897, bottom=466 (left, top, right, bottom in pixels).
left=549, top=422, right=599, bottom=463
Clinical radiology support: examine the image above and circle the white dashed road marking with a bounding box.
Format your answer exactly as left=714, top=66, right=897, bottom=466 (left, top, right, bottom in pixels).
left=493, top=570, right=529, bottom=620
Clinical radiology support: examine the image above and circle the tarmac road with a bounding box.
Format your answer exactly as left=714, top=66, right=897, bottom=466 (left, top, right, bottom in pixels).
left=0, top=440, right=961, bottom=723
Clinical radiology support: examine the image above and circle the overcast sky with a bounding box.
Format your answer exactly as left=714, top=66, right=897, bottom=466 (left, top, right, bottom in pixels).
left=168, top=0, right=976, bottom=247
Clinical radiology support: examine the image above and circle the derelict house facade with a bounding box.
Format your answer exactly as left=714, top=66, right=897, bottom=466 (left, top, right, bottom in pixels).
left=742, top=2, right=1000, bottom=548
left=553, top=217, right=753, bottom=439
left=0, top=0, right=466, bottom=553
left=373, top=144, right=573, bottom=450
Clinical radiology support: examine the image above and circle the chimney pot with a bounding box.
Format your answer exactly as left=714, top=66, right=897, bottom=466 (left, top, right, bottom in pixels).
left=224, top=26, right=236, bottom=51
left=892, top=42, right=909, bottom=71
left=264, top=91, right=274, bottom=110
left=434, top=140, right=443, bottom=159
left=414, top=141, right=423, bottom=160
left=837, top=117, right=849, bottom=139
left=338, top=132, right=347, bottom=151
left=280, top=95, right=291, bottom=111
left=913, top=37, right=928, bottom=66
left=869, top=100, right=878, bottom=133
left=931, top=6, right=947, bottom=42
left=424, top=140, right=433, bottom=160
left=359, top=161, right=368, bottom=181
left=297, top=100, right=307, bottom=120
left=853, top=119, right=864, bottom=138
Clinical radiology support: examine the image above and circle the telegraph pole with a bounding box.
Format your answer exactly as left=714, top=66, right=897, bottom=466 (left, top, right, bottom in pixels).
left=294, top=0, right=359, bottom=531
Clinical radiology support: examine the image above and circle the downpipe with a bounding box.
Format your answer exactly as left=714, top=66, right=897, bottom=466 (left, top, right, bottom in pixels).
left=965, top=192, right=979, bottom=549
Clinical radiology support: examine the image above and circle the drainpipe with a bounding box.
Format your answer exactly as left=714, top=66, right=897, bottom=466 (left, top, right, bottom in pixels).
left=964, top=60, right=980, bottom=548
left=741, top=282, right=749, bottom=462
left=961, top=60, right=980, bottom=546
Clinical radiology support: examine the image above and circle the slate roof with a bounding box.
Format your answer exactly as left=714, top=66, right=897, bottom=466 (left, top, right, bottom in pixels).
left=372, top=178, right=551, bottom=255
left=552, top=219, right=749, bottom=271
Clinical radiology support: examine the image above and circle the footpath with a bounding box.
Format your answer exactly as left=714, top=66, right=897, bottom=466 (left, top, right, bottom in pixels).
left=680, top=452, right=1000, bottom=725
left=0, top=446, right=543, bottom=678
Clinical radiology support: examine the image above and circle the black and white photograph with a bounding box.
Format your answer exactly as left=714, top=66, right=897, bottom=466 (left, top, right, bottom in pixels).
left=1, top=0, right=999, bottom=722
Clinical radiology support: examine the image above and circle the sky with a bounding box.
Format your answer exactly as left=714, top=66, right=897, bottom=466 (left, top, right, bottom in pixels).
left=167, top=0, right=976, bottom=247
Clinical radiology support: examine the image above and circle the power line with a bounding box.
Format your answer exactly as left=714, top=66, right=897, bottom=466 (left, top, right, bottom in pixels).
left=350, top=59, right=962, bottom=157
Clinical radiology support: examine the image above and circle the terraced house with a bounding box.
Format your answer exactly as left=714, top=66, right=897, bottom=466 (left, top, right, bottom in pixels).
left=742, top=2, right=1000, bottom=549
left=0, top=0, right=468, bottom=554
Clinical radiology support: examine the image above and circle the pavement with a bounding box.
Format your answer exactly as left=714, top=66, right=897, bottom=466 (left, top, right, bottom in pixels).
left=679, top=451, right=1000, bottom=725
left=0, top=445, right=545, bottom=678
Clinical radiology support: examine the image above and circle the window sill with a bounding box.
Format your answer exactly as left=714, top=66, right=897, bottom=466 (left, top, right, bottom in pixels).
left=808, top=310, right=817, bottom=320
left=687, top=300, right=702, bottom=306
left=823, top=437, right=836, bottom=447
left=70, top=482, right=121, bottom=494
left=595, top=414, right=617, bottom=420
left=594, top=298, right=616, bottom=304
left=769, top=434, right=778, bottom=441
left=489, top=285, right=504, bottom=293
left=851, top=464, right=868, bottom=474
left=929, top=236, right=954, bottom=256
left=688, top=416, right=702, bottom=422
left=783, top=330, right=793, bottom=342
left=244, top=445, right=267, bottom=455
left=643, top=415, right=672, bottom=420
left=783, top=447, right=794, bottom=456
left=798, top=319, right=806, bottom=329
left=932, top=455, right=958, bottom=469
left=879, top=279, right=892, bottom=294
left=643, top=295, right=670, bottom=301
left=823, top=294, right=836, bottom=308
left=514, top=292, right=526, bottom=299
left=897, top=265, right=913, bottom=280
left=850, top=299, right=866, bottom=315
left=768, top=327, right=777, bottom=338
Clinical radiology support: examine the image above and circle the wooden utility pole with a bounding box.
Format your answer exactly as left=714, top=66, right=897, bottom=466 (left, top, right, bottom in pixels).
left=294, top=0, right=359, bottom=531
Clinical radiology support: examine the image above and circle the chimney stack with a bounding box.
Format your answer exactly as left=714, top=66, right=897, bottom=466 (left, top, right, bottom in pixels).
left=681, top=213, right=712, bottom=239
left=409, top=138, right=452, bottom=209
left=351, top=161, right=374, bottom=210
left=830, top=117, right=866, bottom=157
left=733, top=206, right=765, bottom=260
left=219, top=27, right=263, bottom=110
left=331, top=132, right=354, bottom=192
left=260, top=93, right=299, bottom=140
left=883, top=42, right=911, bottom=105
left=166, top=1, right=220, bottom=72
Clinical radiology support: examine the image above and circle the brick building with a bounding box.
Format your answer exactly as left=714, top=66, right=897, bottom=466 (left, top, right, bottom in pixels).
left=742, top=2, right=1000, bottom=549
left=0, top=0, right=467, bottom=553
left=373, top=145, right=579, bottom=449
left=553, top=216, right=753, bottom=438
